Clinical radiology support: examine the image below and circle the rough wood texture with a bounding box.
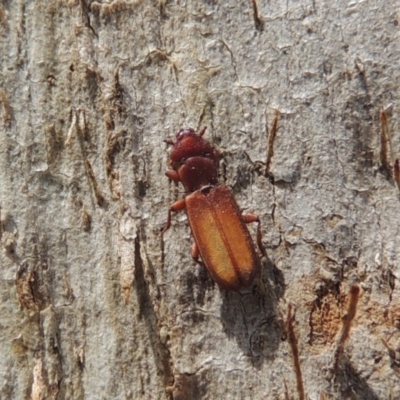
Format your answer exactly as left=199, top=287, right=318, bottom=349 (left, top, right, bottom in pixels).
left=1, top=1, right=400, bottom=399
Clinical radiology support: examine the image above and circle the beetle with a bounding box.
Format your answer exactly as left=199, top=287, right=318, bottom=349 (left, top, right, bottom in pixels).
left=162, top=127, right=265, bottom=291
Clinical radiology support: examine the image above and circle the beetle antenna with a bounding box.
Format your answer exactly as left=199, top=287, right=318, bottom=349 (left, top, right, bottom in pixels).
left=164, top=139, right=175, bottom=146
left=199, top=126, right=207, bottom=136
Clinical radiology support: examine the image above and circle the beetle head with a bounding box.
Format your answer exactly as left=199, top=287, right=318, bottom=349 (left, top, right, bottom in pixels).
left=175, top=127, right=197, bottom=139
left=168, top=127, right=219, bottom=166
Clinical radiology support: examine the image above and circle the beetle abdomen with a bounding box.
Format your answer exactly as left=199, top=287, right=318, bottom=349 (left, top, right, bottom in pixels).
left=185, top=185, right=259, bottom=291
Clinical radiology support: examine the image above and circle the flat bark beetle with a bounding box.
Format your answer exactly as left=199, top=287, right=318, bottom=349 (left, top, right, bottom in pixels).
left=162, top=127, right=265, bottom=291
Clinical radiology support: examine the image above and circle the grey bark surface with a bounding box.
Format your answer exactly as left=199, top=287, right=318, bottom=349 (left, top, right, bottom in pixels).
left=1, top=1, right=400, bottom=399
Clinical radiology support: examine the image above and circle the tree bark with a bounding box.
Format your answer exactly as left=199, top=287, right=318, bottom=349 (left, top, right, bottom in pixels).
left=1, top=1, right=400, bottom=399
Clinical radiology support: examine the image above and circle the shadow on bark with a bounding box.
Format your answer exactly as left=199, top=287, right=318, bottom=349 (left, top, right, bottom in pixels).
left=334, top=357, right=380, bottom=400
left=219, top=255, right=286, bottom=368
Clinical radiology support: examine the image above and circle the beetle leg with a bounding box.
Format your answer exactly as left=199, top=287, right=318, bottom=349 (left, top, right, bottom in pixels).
left=191, top=241, right=200, bottom=260
left=162, top=198, right=186, bottom=235
left=165, top=170, right=181, bottom=182
left=242, top=213, right=266, bottom=258
left=191, top=241, right=206, bottom=268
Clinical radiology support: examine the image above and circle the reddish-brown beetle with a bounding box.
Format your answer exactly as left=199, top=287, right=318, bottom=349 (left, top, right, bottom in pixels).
left=162, top=127, right=265, bottom=291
